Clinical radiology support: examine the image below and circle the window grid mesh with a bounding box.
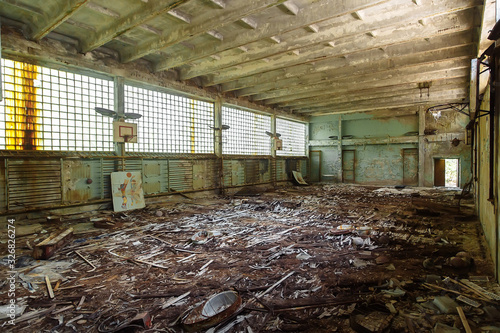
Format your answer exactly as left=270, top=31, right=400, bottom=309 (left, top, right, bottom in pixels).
left=124, top=85, right=214, bottom=154
left=222, top=106, right=271, bottom=155
left=276, top=118, right=306, bottom=156
left=0, top=59, right=114, bottom=151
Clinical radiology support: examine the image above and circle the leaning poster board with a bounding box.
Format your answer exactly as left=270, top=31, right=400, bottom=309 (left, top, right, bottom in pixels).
left=111, top=171, right=145, bottom=212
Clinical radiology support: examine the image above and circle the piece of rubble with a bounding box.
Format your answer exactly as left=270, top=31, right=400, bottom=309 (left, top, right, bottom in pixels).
left=182, top=291, right=242, bottom=332
left=433, top=322, right=460, bottom=333
left=32, top=228, right=73, bottom=259
left=433, top=295, right=459, bottom=314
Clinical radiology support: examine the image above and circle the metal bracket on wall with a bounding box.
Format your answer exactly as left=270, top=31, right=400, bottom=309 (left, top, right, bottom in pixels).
left=476, top=109, right=493, bottom=119
left=427, top=103, right=470, bottom=117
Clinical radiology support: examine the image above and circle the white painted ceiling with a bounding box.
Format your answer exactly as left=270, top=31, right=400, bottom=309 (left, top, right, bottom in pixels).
left=0, top=0, right=496, bottom=116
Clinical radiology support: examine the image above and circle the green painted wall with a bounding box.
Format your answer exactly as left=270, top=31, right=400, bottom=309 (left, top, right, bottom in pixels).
left=309, top=112, right=419, bottom=185
left=474, top=85, right=498, bottom=279
left=309, top=110, right=471, bottom=188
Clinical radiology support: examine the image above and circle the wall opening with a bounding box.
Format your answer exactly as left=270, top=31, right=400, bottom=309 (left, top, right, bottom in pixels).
left=434, top=158, right=459, bottom=187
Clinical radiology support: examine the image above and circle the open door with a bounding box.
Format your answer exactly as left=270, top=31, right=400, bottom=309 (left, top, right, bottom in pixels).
left=434, top=159, right=446, bottom=186
left=434, top=158, right=459, bottom=187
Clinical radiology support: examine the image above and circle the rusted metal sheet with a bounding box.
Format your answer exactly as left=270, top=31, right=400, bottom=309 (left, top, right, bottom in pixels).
left=102, top=159, right=117, bottom=199
left=222, top=160, right=232, bottom=187
left=7, top=159, right=62, bottom=210
left=169, top=160, right=193, bottom=191
left=276, top=159, right=286, bottom=180
left=143, top=160, right=163, bottom=195
left=245, top=159, right=259, bottom=184
left=62, top=160, right=91, bottom=203
left=260, top=159, right=271, bottom=182
left=193, top=160, right=216, bottom=190
left=231, top=160, right=245, bottom=186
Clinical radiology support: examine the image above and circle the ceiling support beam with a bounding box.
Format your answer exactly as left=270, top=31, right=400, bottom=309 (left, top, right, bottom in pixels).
left=28, top=0, right=88, bottom=40
left=273, top=78, right=468, bottom=108
left=186, top=5, right=475, bottom=86
left=301, top=91, right=467, bottom=115
left=251, top=62, right=470, bottom=102
left=154, top=0, right=389, bottom=71
left=195, top=7, right=476, bottom=85
left=223, top=31, right=472, bottom=94
left=121, top=0, right=288, bottom=63
left=80, top=0, right=190, bottom=53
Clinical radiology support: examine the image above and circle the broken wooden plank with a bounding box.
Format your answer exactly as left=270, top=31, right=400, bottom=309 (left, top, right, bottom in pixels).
left=15, top=304, right=56, bottom=323
left=256, top=271, right=295, bottom=298
left=33, top=228, right=73, bottom=259
left=45, top=276, right=55, bottom=299
left=74, top=250, right=97, bottom=272
left=457, top=306, right=472, bottom=333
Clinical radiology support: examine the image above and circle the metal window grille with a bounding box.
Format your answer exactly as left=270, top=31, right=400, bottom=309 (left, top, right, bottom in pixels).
left=0, top=59, right=114, bottom=151
left=124, top=85, right=214, bottom=154
left=222, top=106, right=271, bottom=155
left=276, top=118, right=306, bottom=156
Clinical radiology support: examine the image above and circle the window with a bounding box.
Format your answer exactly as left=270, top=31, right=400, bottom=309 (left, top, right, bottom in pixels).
left=276, top=118, right=306, bottom=156
left=124, top=85, right=214, bottom=154
left=0, top=59, right=114, bottom=151
left=222, top=106, right=271, bottom=155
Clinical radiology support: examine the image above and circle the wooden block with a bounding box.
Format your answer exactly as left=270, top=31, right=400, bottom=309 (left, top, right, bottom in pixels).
left=33, top=228, right=73, bottom=259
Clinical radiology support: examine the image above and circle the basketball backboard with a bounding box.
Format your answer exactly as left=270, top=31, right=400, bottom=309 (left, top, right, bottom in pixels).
left=113, top=121, right=138, bottom=143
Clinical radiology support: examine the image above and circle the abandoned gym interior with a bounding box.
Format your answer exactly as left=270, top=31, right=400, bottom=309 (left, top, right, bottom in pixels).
left=1, top=0, right=500, bottom=331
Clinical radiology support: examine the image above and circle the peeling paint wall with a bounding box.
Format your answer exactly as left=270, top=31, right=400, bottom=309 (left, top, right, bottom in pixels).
left=474, top=85, right=498, bottom=279
left=309, top=110, right=471, bottom=187
left=309, top=113, right=418, bottom=185
left=422, top=109, right=471, bottom=188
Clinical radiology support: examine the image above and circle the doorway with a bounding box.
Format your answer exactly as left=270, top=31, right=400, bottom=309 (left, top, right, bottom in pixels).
left=402, top=148, right=418, bottom=186
left=342, top=150, right=355, bottom=183
left=434, top=158, right=459, bottom=187
left=309, top=150, right=321, bottom=182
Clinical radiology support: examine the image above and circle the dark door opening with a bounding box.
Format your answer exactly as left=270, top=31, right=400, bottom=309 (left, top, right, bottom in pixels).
left=434, top=158, right=459, bottom=187
left=342, top=150, right=355, bottom=183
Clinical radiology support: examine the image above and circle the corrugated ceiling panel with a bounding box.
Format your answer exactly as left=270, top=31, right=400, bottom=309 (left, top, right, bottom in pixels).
left=169, top=160, right=193, bottom=191
left=7, top=159, right=62, bottom=209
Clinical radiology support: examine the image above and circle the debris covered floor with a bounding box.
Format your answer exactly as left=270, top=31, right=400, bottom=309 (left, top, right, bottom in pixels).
left=2, top=184, right=500, bottom=332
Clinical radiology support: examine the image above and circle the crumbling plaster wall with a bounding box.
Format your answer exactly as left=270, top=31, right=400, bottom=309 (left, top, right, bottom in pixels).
left=422, top=109, right=471, bottom=188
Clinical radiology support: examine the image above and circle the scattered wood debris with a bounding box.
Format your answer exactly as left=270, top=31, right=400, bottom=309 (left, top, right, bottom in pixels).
left=1, top=184, right=499, bottom=332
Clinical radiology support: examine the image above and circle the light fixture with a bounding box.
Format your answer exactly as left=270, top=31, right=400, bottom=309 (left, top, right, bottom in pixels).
left=94, top=107, right=142, bottom=120
left=265, top=131, right=281, bottom=138
left=211, top=125, right=230, bottom=130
